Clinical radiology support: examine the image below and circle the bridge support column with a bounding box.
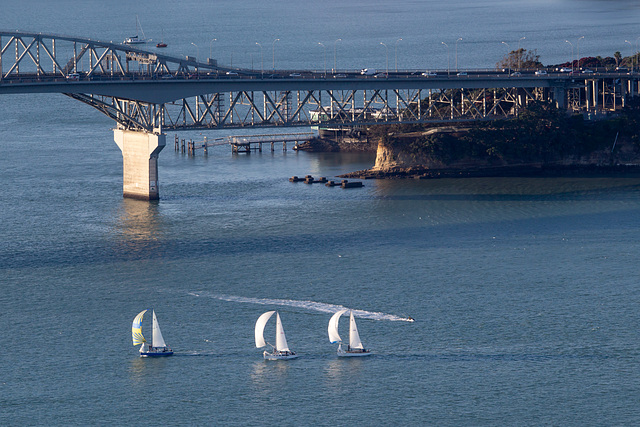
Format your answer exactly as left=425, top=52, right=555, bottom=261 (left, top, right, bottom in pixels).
left=554, top=87, right=566, bottom=109
left=114, top=129, right=166, bottom=200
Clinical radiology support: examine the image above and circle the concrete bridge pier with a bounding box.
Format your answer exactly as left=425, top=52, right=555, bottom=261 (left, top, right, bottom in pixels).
left=114, top=129, right=166, bottom=200
left=553, top=87, right=566, bottom=109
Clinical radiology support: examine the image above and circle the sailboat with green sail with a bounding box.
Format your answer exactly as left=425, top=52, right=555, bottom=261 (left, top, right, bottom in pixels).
left=132, top=309, right=173, bottom=357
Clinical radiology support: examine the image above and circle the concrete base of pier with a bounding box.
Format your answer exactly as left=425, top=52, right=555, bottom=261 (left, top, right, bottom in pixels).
left=114, top=129, right=166, bottom=200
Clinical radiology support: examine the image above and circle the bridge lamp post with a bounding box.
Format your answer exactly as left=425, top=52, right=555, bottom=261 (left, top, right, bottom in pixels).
left=209, top=38, right=217, bottom=60
left=518, top=36, right=525, bottom=70
left=380, top=42, right=388, bottom=75
left=501, top=41, right=510, bottom=75
left=442, top=42, right=450, bottom=77
left=256, top=42, right=263, bottom=77
left=455, top=37, right=462, bottom=71
left=334, top=38, right=341, bottom=73
left=318, top=42, right=327, bottom=77
left=565, top=40, right=574, bottom=73
left=395, top=38, right=402, bottom=72
left=191, top=42, right=199, bottom=74
left=576, top=36, right=584, bottom=71
left=272, top=38, right=280, bottom=71
left=625, top=40, right=633, bottom=72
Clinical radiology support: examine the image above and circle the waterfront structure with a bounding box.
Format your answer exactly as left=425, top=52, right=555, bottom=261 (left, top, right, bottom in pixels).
left=2, top=31, right=638, bottom=199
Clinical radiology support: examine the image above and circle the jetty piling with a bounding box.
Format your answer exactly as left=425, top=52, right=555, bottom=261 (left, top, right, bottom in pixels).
left=173, top=132, right=312, bottom=156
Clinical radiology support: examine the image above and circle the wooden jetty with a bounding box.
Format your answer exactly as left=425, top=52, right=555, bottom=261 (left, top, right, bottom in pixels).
left=175, top=133, right=314, bottom=156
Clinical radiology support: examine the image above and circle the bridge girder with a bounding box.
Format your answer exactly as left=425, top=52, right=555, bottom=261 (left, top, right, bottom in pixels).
left=65, top=87, right=539, bottom=133
left=3, top=31, right=639, bottom=133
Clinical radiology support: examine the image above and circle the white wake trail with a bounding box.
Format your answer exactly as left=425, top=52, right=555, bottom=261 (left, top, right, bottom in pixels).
left=187, top=291, right=414, bottom=322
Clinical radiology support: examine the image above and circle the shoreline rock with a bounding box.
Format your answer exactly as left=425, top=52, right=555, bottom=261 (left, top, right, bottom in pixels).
left=339, top=163, right=640, bottom=179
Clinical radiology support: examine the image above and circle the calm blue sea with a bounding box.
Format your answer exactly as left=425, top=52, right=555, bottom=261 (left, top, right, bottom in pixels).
left=2, top=1, right=640, bottom=425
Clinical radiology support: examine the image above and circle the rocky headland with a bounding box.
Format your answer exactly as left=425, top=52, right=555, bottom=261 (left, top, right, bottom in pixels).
left=297, top=100, right=640, bottom=179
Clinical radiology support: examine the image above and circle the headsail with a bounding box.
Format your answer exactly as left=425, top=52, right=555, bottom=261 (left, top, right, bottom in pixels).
left=275, top=312, right=291, bottom=352
left=152, top=310, right=167, bottom=348
left=132, top=310, right=147, bottom=346
left=328, top=309, right=348, bottom=343
left=255, top=310, right=276, bottom=348
left=349, top=311, right=364, bottom=350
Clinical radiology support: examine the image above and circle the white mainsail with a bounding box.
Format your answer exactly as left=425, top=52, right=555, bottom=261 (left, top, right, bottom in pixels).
left=152, top=310, right=167, bottom=348
left=275, top=312, right=291, bottom=352
left=255, top=310, right=276, bottom=348
left=349, top=311, right=364, bottom=350
left=328, top=309, right=348, bottom=343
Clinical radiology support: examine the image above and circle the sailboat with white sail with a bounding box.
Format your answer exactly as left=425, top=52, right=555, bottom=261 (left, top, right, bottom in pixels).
left=328, top=309, right=371, bottom=357
left=132, top=309, right=173, bottom=357
left=124, top=15, right=148, bottom=45
left=254, top=310, right=298, bottom=360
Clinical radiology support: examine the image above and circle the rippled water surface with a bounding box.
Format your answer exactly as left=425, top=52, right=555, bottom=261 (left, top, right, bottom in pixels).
left=3, top=1, right=640, bottom=425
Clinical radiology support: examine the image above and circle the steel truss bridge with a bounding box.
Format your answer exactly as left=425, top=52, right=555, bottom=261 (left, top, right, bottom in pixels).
left=2, top=31, right=640, bottom=134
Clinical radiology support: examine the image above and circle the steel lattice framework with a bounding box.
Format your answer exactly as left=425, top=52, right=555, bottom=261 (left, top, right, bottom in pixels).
left=2, top=31, right=639, bottom=133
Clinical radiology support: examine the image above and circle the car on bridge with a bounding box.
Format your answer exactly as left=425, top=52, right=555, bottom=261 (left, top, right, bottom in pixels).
left=535, top=70, right=547, bottom=75
left=421, top=71, right=437, bottom=77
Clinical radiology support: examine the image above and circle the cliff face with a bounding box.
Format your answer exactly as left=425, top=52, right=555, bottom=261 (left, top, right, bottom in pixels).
left=372, top=140, right=431, bottom=171
left=368, top=133, right=640, bottom=177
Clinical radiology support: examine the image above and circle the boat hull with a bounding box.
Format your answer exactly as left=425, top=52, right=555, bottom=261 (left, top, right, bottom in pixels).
left=140, top=349, right=173, bottom=357
left=124, top=38, right=146, bottom=45
left=337, top=349, right=372, bottom=357
left=263, top=350, right=298, bottom=360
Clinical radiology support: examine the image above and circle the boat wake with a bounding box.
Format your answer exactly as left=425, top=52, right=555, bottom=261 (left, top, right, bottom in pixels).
left=187, top=291, right=414, bottom=322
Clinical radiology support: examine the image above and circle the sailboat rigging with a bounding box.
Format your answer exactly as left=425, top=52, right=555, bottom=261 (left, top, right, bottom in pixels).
left=156, top=29, right=167, bottom=48
left=132, top=309, right=173, bottom=357
left=328, top=309, right=371, bottom=357
left=124, top=15, right=149, bottom=45
left=255, top=311, right=298, bottom=360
